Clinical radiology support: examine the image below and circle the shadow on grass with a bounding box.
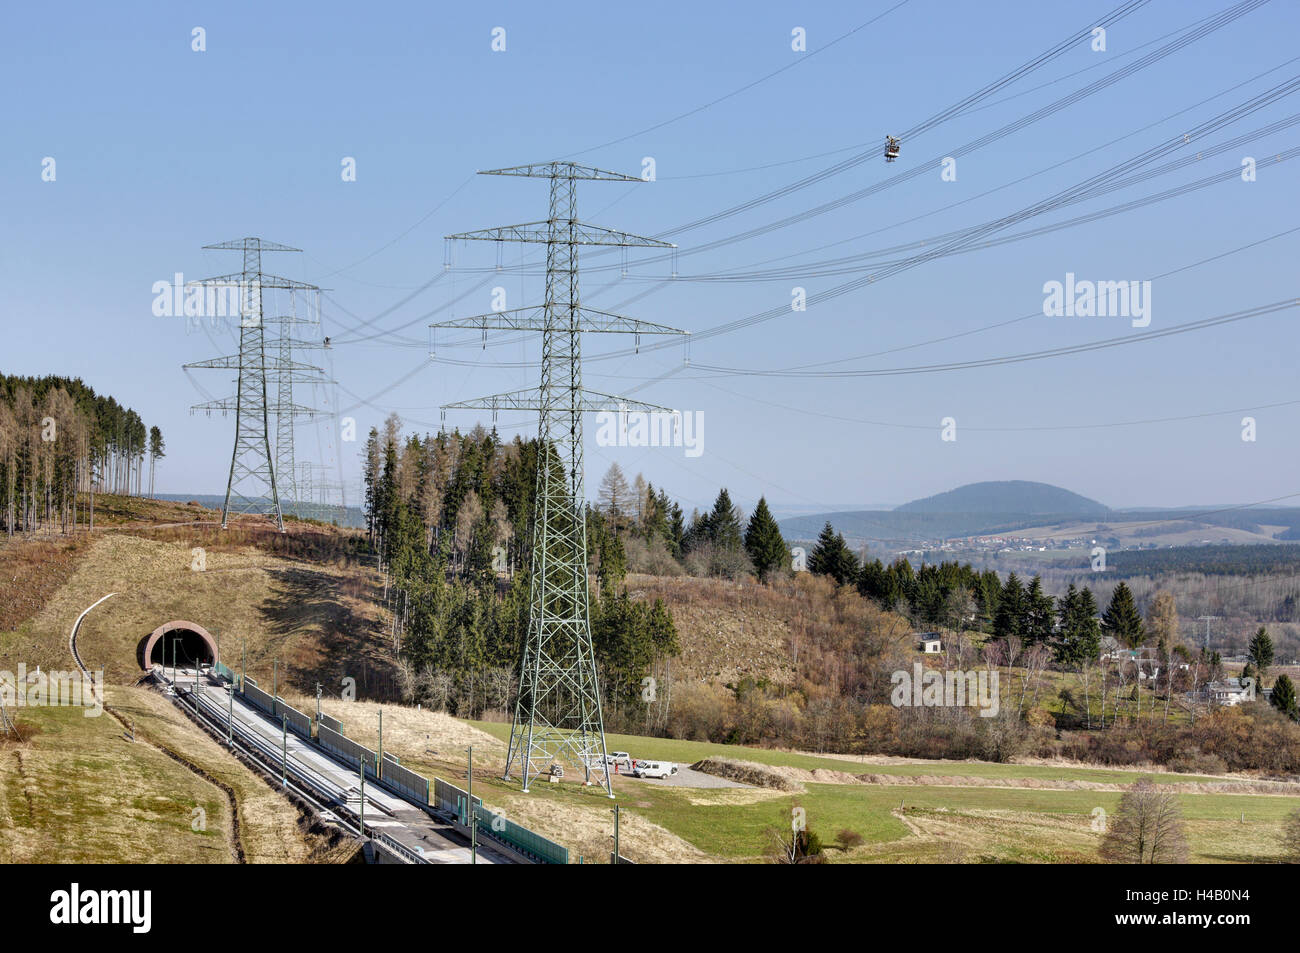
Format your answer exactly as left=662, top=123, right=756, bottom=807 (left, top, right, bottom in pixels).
left=257, top=566, right=396, bottom=700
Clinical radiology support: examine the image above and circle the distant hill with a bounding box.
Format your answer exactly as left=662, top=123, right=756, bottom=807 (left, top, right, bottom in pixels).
left=895, top=481, right=1109, bottom=516
left=778, top=481, right=1112, bottom=546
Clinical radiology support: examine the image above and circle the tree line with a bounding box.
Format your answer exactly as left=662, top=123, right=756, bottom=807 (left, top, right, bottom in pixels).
left=361, top=419, right=680, bottom=727
left=0, top=374, right=163, bottom=536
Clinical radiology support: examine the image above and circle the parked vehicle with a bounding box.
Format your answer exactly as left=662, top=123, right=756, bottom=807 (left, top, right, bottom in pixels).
left=633, top=760, right=678, bottom=779
left=605, top=751, right=632, bottom=769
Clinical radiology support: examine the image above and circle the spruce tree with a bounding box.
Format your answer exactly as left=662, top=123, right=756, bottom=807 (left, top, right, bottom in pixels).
left=1024, top=575, right=1055, bottom=644
left=1271, top=673, right=1298, bottom=719
left=1055, top=584, right=1102, bottom=667
left=1248, top=627, right=1275, bottom=681
left=707, top=488, right=744, bottom=551
left=743, top=496, right=787, bottom=583
left=1102, top=581, right=1145, bottom=649
left=994, top=573, right=1024, bottom=641
left=808, top=522, right=858, bottom=585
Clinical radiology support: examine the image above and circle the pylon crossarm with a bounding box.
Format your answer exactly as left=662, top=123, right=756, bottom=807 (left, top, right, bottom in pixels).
left=203, top=238, right=301, bottom=253
left=186, top=272, right=321, bottom=291
left=447, top=222, right=673, bottom=248
left=480, top=162, right=641, bottom=182
left=431, top=306, right=685, bottom=336
left=185, top=356, right=326, bottom=374
left=190, top=398, right=326, bottom=416
left=442, top=388, right=673, bottom=415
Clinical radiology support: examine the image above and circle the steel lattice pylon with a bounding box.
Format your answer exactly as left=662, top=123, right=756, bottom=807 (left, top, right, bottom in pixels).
left=183, top=238, right=320, bottom=532
left=263, top=307, right=329, bottom=518
left=436, top=162, right=685, bottom=794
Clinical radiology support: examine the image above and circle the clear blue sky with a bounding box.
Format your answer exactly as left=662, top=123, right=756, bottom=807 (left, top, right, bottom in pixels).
left=3, top=0, right=1298, bottom=517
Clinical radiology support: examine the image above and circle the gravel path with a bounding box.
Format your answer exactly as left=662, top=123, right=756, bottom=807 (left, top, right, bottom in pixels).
left=622, top=765, right=750, bottom=789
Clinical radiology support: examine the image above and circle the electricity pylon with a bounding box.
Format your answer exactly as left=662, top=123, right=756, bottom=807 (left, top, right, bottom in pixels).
left=435, top=162, right=686, bottom=795
left=183, top=238, right=320, bottom=531
left=263, top=307, right=329, bottom=517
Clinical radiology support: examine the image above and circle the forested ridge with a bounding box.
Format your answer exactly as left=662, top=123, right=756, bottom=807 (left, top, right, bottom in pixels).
left=0, top=373, right=163, bottom=536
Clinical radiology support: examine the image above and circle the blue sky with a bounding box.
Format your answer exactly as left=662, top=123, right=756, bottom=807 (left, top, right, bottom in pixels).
left=3, top=0, right=1299, bottom=517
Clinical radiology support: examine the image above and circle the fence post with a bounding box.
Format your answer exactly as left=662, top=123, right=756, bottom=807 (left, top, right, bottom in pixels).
left=467, top=745, right=477, bottom=865
left=612, top=805, right=620, bottom=864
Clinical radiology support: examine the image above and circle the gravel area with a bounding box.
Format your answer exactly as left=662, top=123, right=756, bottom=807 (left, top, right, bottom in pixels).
left=621, top=765, right=751, bottom=789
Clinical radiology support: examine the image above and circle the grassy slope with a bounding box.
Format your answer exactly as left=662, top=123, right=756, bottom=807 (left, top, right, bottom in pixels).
left=0, top=521, right=375, bottom=863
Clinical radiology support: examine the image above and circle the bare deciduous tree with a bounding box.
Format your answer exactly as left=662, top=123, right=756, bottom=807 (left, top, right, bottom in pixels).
left=1100, top=779, right=1190, bottom=864
left=1282, top=808, right=1300, bottom=862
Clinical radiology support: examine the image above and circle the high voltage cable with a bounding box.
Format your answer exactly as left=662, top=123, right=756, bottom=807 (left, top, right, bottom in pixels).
left=429, top=125, right=1300, bottom=364
left=744, top=223, right=1300, bottom=371
left=452, top=45, right=1300, bottom=325
left=660, top=5, right=1228, bottom=181
left=446, top=80, right=1300, bottom=372
left=640, top=0, right=1255, bottom=251
left=319, top=1, right=1261, bottom=349
left=695, top=299, right=1300, bottom=379
left=654, top=0, right=1157, bottom=241
left=694, top=377, right=1300, bottom=433
left=555, top=0, right=915, bottom=160
left=305, top=174, right=475, bottom=283
left=631, top=123, right=1300, bottom=283
left=582, top=71, right=1300, bottom=365
left=423, top=218, right=1300, bottom=374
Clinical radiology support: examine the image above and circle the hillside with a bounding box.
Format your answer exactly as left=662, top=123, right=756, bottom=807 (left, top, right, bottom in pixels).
left=0, top=509, right=382, bottom=863
left=779, top=482, right=1111, bottom=545
left=895, top=481, right=1109, bottom=516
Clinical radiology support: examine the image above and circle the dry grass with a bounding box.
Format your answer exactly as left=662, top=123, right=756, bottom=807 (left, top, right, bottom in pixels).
left=0, top=535, right=91, bottom=632
left=112, top=685, right=354, bottom=863
left=495, top=791, right=711, bottom=864
left=0, top=693, right=229, bottom=863
left=0, top=528, right=388, bottom=864
left=281, top=692, right=505, bottom=766
left=628, top=574, right=798, bottom=685
left=1, top=531, right=393, bottom=695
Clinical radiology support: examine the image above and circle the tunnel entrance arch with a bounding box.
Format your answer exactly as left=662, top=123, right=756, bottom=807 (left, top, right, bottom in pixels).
left=138, top=621, right=219, bottom=670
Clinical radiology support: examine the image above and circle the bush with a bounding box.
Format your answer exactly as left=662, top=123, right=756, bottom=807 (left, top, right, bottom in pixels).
left=835, top=829, right=864, bottom=850
left=1167, top=749, right=1228, bottom=776
left=624, top=535, right=684, bottom=577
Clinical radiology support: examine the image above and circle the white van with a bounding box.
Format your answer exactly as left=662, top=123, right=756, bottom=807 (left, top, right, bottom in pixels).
left=633, top=760, right=678, bottom=779
left=605, top=751, right=632, bottom=769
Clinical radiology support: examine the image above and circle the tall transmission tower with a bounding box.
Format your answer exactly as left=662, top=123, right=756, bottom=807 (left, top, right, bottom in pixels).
left=435, top=162, right=686, bottom=795
left=1196, top=615, right=1220, bottom=650
left=183, top=238, right=321, bottom=532
left=262, top=307, right=329, bottom=518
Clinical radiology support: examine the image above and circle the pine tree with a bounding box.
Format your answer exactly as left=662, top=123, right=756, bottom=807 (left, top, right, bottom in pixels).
left=743, top=496, right=787, bottom=583
left=147, top=426, right=164, bottom=498
left=1248, top=627, right=1275, bottom=681
left=1102, top=582, right=1145, bottom=649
